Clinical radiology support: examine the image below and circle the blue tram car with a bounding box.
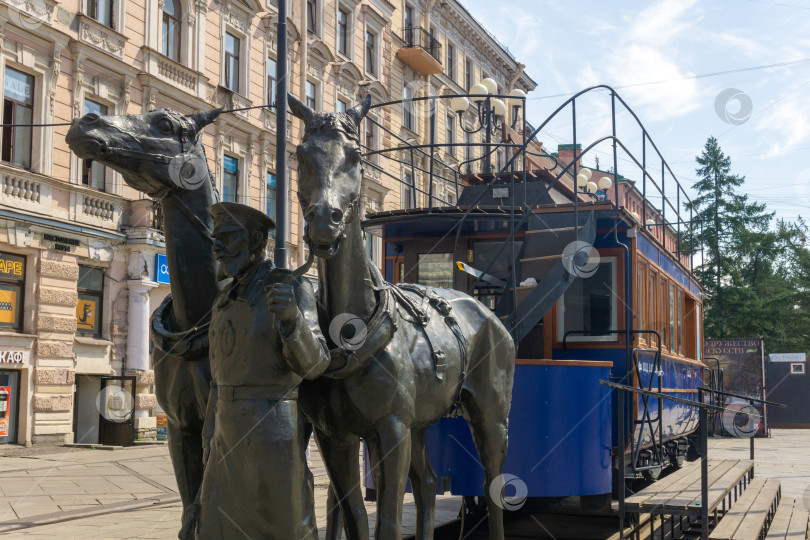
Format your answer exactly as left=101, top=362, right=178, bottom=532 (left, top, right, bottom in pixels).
left=360, top=87, right=706, bottom=506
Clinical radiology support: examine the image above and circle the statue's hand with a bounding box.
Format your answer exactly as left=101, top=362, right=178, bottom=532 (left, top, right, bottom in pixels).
left=265, top=277, right=299, bottom=329
left=178, top=501, right=200, bottom=539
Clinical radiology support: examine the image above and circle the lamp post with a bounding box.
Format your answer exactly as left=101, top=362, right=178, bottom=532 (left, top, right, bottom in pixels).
left=451, top=78, right=507, bottom=174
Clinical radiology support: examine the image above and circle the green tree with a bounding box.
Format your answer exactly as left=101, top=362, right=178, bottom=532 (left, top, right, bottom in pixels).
left=686, top=137, right=773, bottom=338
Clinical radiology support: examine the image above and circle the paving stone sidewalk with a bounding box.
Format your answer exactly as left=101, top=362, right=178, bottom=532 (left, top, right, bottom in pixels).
left=2, top=429, right=808, bottom=539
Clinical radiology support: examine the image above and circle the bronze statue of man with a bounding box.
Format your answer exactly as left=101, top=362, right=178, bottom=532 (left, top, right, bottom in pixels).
left=192, top=202, right=330, bottom=539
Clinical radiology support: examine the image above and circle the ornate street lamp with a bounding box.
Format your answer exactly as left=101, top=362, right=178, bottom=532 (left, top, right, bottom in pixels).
left=451, top=78, right=507, bottom=173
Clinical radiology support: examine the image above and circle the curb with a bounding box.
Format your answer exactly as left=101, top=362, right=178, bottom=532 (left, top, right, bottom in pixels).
left=0, top=493, right=182, bottom=533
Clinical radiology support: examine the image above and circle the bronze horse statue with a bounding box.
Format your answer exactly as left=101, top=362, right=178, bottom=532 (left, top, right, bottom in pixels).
left=66, top=108, right=222, bottom=534
left=291, top=94, right=516, bottom=540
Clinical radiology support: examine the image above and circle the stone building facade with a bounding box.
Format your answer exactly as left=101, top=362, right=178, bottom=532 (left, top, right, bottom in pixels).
left=0, top=0, right=534, bottom=446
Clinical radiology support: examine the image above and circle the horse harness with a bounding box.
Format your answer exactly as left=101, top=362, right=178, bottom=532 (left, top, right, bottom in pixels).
left=321, top=260, right=468, bottom=390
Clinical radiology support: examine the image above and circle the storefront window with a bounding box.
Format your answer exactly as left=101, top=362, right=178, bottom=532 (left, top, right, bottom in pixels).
left=77, top=266, right=104, bottom=338
left=0, top=370, right=20, bottom=443
left=417, top=253, right=453, bottom=288
left=0, top=252, right=25, bottom=332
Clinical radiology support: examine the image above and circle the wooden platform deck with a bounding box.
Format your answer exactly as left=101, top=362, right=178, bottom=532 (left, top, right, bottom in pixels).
left=625, top=459, right=754, bottom=517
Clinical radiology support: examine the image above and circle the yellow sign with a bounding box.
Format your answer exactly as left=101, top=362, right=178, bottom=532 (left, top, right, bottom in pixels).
left=76, top=298, right=97, bottom=331
left=0, top=289, right=17, bottom=325
left=0, top=254, right=24, bottom=279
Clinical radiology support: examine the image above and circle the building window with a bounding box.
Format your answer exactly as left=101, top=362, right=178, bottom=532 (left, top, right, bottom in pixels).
left=403, top=84, right=415, bottom=131
left=224, top=33, right=240, bottom=93
left=82, top=99, right=107, bottom=191
left=162, top=0, right=181, bottom=61
left=364, top=117, right=378, bottom=165
left=465, top=58, right=472, bottom=90
left=88, top=0, right=114, bottom=28
left=266, top=171, right=276, bottom=238
left=337, top=8, right=349, bottom=56
left=791, top=363, right=805, bottom=375
left=223, top=155, right=238, bottom=202
left=404, top=4, right=414, bottom=41
left=445, top=114, right=455, bottom=156
left=305, top=80, right=317, bottom=109
left=446, top=42, right=455, bottom=81
left=418, top=253, right=453, bottom=288
left=267, top=57, right=277, bottom=110
left=307, top=0, right=317, bottom=33
left=77, top=266, right=104, bottom=338
left=366, top=30, right=377, bottom=76
left=0, top=252, right=25, bottom=332
left=2, top=68, right=34, bottom=170
left=402, top=172, right=413, bottom=209
left=558, top=256, right=617, bottom=342
left=337, top=98, right=348, bottom=113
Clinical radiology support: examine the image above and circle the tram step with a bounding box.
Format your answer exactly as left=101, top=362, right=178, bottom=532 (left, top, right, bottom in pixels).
left=709, top=477, right=781, bottom=540
left=765, top=498, right=809, bottom=539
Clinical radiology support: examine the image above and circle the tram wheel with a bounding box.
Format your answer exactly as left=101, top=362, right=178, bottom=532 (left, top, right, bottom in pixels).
left=642, top=466, right=662, bottom=482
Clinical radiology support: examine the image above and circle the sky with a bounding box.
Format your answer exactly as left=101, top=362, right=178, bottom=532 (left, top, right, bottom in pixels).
left=461, top=0, right=810, bottom=227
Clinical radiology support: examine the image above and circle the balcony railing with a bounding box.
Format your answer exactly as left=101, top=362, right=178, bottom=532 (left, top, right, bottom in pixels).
left=403, top=26, right=442, bottom=63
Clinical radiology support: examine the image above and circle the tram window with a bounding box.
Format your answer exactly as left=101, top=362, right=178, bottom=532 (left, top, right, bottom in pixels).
left=648, top=271, right=656, bottom=345
left=473, top=241, right=523, bottom=283
left=637, top=264, right=644, bottom=332
left=678, top=290, right=684, bottom=355
left=557, top=256, right=616, bottom=342
left=417, top=253, right=453, bottom=288
left=669, top=283, right=675, bottom=352
left=660, top=277, right=667, bottom=350
left=695, top=304, right=701, bottom=361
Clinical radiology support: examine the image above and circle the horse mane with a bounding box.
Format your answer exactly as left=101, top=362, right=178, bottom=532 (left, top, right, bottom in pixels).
left=302, top=112, right=360, bottom=148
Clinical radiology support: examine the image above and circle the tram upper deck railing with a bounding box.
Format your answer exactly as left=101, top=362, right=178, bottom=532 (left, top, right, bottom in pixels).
left=362, top=86, right=704, bottom=276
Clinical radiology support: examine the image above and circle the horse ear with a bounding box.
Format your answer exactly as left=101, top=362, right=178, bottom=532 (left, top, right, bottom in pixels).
left=288, top=93, right=315, bottom=125
left=347, top=95, right=372, bottom=125
left=190, top=108, right=223, bottom=135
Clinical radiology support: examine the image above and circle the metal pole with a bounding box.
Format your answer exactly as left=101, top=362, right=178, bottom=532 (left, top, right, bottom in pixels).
left=274, top=1, right=289, bottom=269
left=428, top=97, right=436, bottom=210
left=484, top=96, right=492, bottom=173
left=700, top=388, right=709, bottom=539
left=618, top=383, right=626, bottom=540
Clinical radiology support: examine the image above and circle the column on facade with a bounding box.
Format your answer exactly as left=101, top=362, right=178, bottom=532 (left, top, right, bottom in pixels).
left=126, top=279, right=158, bottom=439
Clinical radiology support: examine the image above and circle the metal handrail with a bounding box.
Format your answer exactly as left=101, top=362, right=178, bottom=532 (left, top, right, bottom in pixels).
left=402, top=26, right=442, bottom=62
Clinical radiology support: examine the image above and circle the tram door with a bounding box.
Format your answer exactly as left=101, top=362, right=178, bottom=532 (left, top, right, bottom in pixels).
left=99, top=376, right=136, bottom=447
left=0, top=370, right=20, bottom=444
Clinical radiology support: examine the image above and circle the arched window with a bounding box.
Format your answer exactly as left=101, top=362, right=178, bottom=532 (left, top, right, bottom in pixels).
left=162, top=0, right=181, bottom=61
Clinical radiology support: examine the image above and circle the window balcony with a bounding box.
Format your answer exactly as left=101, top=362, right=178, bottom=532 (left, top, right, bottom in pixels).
left=398, top=26, right=443, bottom=76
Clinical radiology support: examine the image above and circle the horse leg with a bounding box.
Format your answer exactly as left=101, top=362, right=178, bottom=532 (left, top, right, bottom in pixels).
left=325, top=485, right=344, bottom=540
left=408, top=427, right=437, bottom=540
left=316, top=433, right=368, bottom=540
left=167, top=421, right=204, bottom=525
left=460, top=390, right=509, bottom=540
left=367, top=416, right=411, bottom=540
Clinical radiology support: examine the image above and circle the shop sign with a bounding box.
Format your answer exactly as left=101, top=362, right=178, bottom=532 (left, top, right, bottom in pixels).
left=76, top=297, right=97, bottom=333
left=0, top=253, right=24, bottom=280
left=42, top=233, right=82, bottom=253
left=156, top=414, right=167, bottom=441
left=0, top=351, right=25, bottom=364
left=770, top=352, right=806, bottom=363
left=0, top=387, right=10, bottom=437
left=0, top=289, right=18, bottom=325
left=155, top=254, right=170, bottom=284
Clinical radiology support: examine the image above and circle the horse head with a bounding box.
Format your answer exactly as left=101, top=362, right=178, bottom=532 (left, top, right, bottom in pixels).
left=65, top=107, right=222, bottom=199
left=289, top=93, right=371, bottom=258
